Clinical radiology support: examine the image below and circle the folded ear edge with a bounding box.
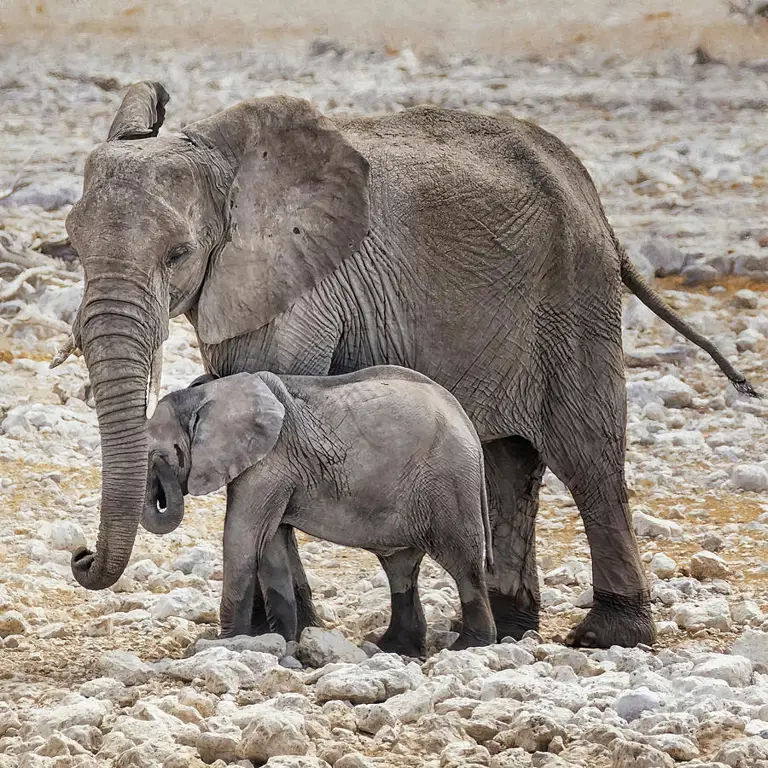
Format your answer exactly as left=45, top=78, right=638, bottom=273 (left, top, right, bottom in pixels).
left=107, top=81, right=170, bottom=142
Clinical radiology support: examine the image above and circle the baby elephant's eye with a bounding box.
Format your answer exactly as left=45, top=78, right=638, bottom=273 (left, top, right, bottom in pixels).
left=166, top=244, right=193, bottom=266
left=175, top=444, right=185, bottom=468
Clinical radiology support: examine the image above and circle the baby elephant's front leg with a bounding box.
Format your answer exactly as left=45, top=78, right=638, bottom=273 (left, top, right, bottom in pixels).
left=258, top=525, right=298, bottom=641
left=220, top=473, right=292, bottom=638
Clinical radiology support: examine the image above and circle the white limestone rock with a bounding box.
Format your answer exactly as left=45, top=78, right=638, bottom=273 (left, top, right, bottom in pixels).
left=297, top=627, right=367, bottom=667
left=98, top=651, right=155, bottom=686
left=150, top=587, right=218, bottom=623
left=237, top=708, right=309, bottom=762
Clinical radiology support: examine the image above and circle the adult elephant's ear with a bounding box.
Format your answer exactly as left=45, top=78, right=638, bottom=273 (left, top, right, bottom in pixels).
left=107, top=81, right=170, bottom=141
left=186, top=96, right=370, bottom=345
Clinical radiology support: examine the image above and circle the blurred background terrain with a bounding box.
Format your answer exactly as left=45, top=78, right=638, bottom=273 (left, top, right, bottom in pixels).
left=2, top=0, right=768, bottom=59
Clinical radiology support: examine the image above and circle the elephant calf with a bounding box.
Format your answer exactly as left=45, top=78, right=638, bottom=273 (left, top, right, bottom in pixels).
left=143, top=365, right=497, bottom=655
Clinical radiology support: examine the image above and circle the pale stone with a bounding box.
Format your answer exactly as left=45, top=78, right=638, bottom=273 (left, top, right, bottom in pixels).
left=673, top=598, right=731, bottom=632
left=31, top=696, right=112, bottom=737
left=297, top=627, right=367, bottom=667
left=236, top=709, right=309, bottom=762
left=611, top=739, right=674, bottom=768
left=732, top=629, right=768, bottom=666
left=633, top=512, right=682, bottom=540
left=150, top=588, right=218, bottom=623
left=650, top=553, right=677, bottom=579
left=613, top=688, right=662, bottom=722
left=0, top=610, right=30, bottom=637
left=690, top=551, right=730, bottom=581
left=99, top=651, right=154, bottom=686
left=732, top=600, right=763, bottom=625
left=731, top=465, right=768, bottom=493
left=195, top=633, right=287, bottom=658
left=691, top=655, right=752, bottom=687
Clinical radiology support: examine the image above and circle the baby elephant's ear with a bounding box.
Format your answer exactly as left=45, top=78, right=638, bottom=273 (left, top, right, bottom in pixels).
left=187, top=374, right=285, bottom=496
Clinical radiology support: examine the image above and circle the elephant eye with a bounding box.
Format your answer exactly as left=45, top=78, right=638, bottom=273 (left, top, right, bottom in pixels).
left=166, top=244, right=194, bottom=266
left=174, top=444, right=185, bottom=468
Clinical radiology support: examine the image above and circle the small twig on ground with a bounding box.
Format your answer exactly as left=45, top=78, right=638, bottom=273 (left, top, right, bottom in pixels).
left=0, top=243, right=48, bottom=270
left=8, top=305, right=72, bottom=335
left=44, top=276, right=81, bottom=288
left=0, top=266, right=54, bottom=302
left=0, top=176, right=31, bottom=202
left=0, top=150, right=36, bottom=202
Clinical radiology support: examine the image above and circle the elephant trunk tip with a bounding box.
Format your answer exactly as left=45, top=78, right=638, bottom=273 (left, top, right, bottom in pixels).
left=71, top=546, right=120, bottom=590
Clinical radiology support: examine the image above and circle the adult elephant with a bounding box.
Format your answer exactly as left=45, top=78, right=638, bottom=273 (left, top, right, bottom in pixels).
left=63, top=81, right=755, bottom=648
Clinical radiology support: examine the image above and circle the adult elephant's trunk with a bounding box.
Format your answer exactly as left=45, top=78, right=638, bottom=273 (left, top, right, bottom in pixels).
left=70, top=280, right=163, bottom=590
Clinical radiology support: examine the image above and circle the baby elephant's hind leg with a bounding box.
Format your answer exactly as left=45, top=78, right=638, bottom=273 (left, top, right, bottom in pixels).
left=428, top=503, right=496, bottom=650
left=375, top=548, right=427, bottom=658
left=257, top=525, right=299, bottom=641
left=450, top=565, right=496, bottom=650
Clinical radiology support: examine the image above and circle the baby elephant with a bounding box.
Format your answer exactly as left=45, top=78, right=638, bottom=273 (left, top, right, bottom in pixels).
left=143, top=365, right=496, bottom=655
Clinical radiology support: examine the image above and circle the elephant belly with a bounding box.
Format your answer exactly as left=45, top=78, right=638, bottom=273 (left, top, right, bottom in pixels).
left=282, top=499, right=412, bottom=553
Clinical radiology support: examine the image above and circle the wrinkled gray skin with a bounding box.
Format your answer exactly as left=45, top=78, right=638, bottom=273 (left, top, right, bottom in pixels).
left=144, top=366, right=496, bottom=655
left=66, top=80, right=757, bottom=649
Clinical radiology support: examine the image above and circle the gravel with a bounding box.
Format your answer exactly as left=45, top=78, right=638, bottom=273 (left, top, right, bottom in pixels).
left=1, top=13, right=767, bottom=768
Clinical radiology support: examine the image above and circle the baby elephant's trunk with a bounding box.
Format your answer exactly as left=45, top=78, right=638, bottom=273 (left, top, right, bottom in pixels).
left=141, top=455, right=185, bottom=534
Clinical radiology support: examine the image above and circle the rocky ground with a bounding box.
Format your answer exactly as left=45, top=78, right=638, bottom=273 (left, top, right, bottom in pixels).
left=1, top=16, right=768, bottom=768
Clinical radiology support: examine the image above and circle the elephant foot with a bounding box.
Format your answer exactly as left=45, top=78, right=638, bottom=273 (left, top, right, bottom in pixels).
left=565, top=589, right=656, bottom=648
left=249, top=617, right=272, bottom=636
left=249, top=583, right=318, bottom=637
left=376, top=628, right=426, bottom=659
left=450, top=630, right=495, bottom=652
left=450, top=598, right=496, bottom=651
left=488, top=588, right=540, bottom=640
left=217, top=626, right=249, bottom=640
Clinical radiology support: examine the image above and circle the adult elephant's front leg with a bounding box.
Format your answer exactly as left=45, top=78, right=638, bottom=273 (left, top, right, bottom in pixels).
left=482, top=437, right=546, bottom=639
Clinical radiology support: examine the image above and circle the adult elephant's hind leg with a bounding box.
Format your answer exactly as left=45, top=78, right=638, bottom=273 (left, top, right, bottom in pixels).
left=544, top=393, right=655, bottom=649
left=483, top=437, right=546, bottom=640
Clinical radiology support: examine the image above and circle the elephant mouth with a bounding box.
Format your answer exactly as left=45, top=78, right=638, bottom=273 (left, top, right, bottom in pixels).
left=141, top=454, right=185, bottom=535
left=153, top=477, right=167, bottom=513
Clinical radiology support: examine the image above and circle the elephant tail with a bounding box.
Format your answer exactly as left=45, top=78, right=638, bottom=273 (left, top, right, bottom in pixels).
left=619, top=247, right=760, bottom=398
left=479, top=457, right=495, bottom=573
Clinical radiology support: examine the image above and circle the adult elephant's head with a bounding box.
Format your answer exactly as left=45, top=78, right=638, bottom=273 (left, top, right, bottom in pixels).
left=67, top=82, right=369, bottom=589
